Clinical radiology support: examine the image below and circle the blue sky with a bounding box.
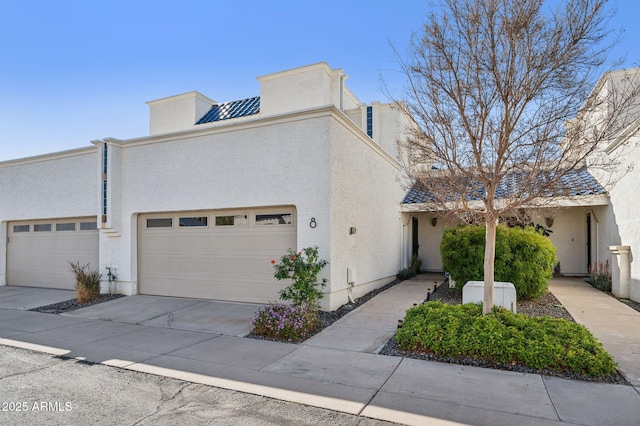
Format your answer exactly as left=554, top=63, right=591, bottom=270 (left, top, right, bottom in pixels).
left=1, top=0, right=639, bottom=161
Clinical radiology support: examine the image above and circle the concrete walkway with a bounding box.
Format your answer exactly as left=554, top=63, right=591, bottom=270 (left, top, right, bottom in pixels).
left=549, top=277, right=640, bottom=387
left=1, top=277, right=639, bottom=425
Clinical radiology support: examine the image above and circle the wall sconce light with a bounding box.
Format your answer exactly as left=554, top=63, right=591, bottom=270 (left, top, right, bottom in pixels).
left=431, top=217, right=438, bottom=227
left=545, top=217, right=554, bottom=228
left=349, top=227, right=357, bottom=235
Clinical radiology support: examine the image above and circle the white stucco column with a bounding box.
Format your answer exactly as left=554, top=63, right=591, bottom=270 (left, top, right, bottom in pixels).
left=609, top=245, right=631, bottom=298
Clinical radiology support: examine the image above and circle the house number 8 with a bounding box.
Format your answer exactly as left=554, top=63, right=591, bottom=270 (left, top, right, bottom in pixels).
left=309, top=218, right=317, bottom=228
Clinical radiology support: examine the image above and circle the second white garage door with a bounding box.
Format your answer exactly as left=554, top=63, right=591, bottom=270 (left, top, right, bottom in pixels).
left=138, top=207, right=296, bottom=303
left=7, top=218, right=99, bottom=290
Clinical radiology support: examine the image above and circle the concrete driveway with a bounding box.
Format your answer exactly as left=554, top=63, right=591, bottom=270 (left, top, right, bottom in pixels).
left=0, top=286, right=76, bottom=310
left=0, top=286, right=262, bottom=336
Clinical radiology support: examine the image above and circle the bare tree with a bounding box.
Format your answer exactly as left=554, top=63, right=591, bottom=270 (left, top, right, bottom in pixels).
left=394, top=0, right=640, bottom=314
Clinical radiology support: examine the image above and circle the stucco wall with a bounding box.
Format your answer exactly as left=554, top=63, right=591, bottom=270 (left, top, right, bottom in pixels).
left=147, top=92, right=215, bottom=135
left=100, top=110, right=333, bottom=298
left=593, top=133, right=640, bottom=301
left=327, top=114, right=405, bottom=310
left=528, top=209, right=588, bottom=275
left=109, top=105, right=406, bottom=310
left=259, top=63, right=345, bottom=117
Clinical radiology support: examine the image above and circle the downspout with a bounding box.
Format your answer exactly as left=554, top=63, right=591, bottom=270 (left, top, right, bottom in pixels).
left=346, top=268, right=356, bottom=304
left=346, top=284, right=356, bottom=304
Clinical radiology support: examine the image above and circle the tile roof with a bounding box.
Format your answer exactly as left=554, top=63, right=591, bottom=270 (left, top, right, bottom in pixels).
left=196, top=96, right=260, bottom=124
left=402, top=167, right=606, bottom=204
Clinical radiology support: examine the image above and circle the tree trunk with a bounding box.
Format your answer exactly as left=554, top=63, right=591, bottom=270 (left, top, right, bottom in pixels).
left=483, top=219, right=497, bottom=315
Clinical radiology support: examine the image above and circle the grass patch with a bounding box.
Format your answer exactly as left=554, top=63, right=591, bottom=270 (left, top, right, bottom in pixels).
left=395, top=301, right=616, bottom=377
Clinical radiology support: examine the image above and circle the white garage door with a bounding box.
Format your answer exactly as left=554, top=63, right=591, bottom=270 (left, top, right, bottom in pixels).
left=7, top=218, right=100, bottom=290
left=138, top=207, right=296, bottom=303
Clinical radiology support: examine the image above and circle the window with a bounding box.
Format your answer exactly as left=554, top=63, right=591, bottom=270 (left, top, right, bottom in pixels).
left=34, top=224, right=52, bottom=232
left=13, top=224, right=29, bottom=233
left=56, top=223, right=76, bottom=231
left=146, top=218, right=173, bottom=228
left=255, top=213, right=292, bottom=226
left=179, top=217, right=208, bottom=227
left=215, top=215, right=248, bottom=226
left=80, top=221, right=98, bottom=231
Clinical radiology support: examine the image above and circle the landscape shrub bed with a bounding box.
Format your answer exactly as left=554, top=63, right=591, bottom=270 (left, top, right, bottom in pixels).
left=251, top=246, right=326, bottom=343
left=395, top=301, right=616, bottom=377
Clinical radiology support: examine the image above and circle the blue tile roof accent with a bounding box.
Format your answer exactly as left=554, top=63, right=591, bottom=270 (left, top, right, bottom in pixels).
left=196, top=96, right=260, bottom=124
left=402, top=167, right=606, bottom=204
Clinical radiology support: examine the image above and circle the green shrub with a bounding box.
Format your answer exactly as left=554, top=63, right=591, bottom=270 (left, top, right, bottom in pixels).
left=395, top=301, right=617, bottom=377
left=251, top=303, right=320, bottom=342
left=440, top=225, right=557, bottom=299
left=588, top=261, right=612, bottom=292
left=68, top=261, right=102, bottom=304
left=272, top=246, right=328, bottom=307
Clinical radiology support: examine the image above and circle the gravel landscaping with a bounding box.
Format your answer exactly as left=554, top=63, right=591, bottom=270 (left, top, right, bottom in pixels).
left=29, top=294, right=125, bottom=314
left=417, top=282, right=576, bottom=321
left=608, top=292, right=640, bottom=313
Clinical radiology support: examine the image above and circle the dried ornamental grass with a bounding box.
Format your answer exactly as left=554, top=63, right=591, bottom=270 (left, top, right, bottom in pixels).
left=68, top=261, right=102, bottom=304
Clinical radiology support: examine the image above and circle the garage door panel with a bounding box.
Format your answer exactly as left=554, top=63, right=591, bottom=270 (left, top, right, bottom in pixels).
left=138, top=208, right=296, bottom=303
left=139, top=277, right=286, bottom=303
left=7, top=218, right=99, bottom=290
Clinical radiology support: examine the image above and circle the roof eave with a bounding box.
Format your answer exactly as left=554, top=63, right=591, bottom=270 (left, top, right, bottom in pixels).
left=400, top=194, right=610, bottom=212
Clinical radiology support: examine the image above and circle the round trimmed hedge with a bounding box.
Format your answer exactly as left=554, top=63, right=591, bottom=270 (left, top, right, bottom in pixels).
left=440, top=225, right=557, bottom=300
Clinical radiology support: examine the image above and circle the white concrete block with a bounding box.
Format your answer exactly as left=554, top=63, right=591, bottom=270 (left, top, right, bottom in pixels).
left=462, top=281, right=517, bottom=313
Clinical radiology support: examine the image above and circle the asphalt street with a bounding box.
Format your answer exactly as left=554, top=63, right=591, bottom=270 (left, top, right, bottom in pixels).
left=0, top=345, right=396, bottom=425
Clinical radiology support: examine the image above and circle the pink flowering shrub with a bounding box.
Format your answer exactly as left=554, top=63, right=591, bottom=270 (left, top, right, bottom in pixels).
left=251, top=303, right=320, bottom=342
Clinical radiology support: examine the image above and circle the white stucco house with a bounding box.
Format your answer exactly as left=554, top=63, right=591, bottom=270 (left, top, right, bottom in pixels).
left=0, top=62, right=411, bottom=311
left=1, top=63, right=638, bottom=309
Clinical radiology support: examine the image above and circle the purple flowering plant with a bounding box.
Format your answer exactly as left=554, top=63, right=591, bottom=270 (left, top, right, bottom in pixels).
left=251, top=303, right=320, bottom=342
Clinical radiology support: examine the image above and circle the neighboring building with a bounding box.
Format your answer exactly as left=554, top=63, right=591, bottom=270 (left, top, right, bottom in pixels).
left=401, top=68, right=640, bottom=303
left=0, top=62, right=410, bottom=311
